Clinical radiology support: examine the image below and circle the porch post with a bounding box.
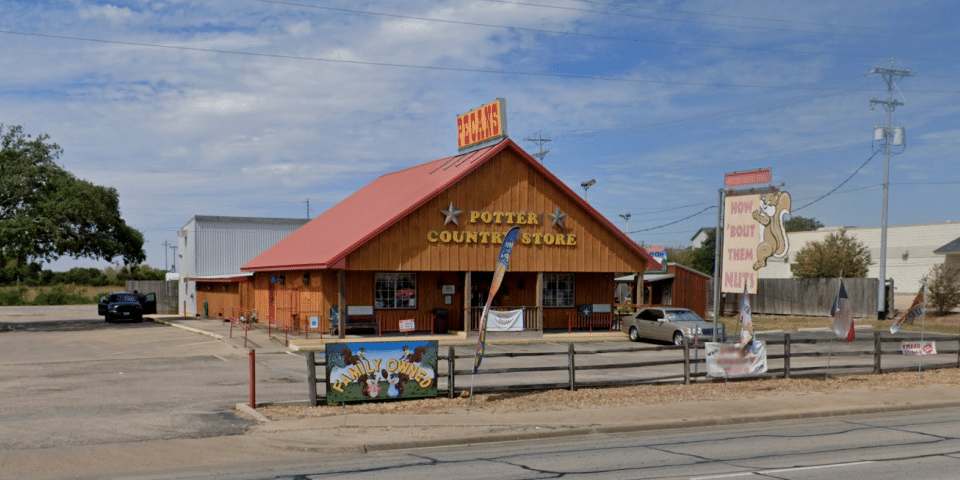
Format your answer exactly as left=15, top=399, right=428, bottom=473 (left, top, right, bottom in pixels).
left=463, top=271, right=472, bottom=335
left=536, top=272, right=544, bottom=333
left=635, top=272, right=643, bottom=311
left=337, top=270, right=346, bottom=340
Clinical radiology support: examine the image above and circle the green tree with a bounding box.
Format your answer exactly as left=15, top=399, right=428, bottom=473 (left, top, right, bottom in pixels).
left=925, top=264, right=960, bottom=316
left=790, top=229, right=871, bottom=278
left=682, top=228, right=716, bottom=275
left=0, top=125, right=145, bottom=270
left=784, top=216, right=824, bottom=232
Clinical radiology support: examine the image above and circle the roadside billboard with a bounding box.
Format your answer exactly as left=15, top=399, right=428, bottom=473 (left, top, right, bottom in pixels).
left=721, top=190, right=791, bottom=294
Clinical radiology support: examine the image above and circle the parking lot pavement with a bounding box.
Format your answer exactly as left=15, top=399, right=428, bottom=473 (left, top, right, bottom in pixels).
left=0, top=308, right=307, bottom=452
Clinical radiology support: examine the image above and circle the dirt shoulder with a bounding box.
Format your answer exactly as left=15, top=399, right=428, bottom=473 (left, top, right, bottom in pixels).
left=259, top=368, right=960, bottom=420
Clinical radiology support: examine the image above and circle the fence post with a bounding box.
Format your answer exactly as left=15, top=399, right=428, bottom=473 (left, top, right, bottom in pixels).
left=448, top=346, right=456, bottom=399
left=683, top=338, right=690, bottom=385
left=874, top=330, right=882, bottom=375
left=784, top=333, right=791, bottom=379
left=306, top=351, right=318, bottom=407
left=568, top=343, right=576, bottom=391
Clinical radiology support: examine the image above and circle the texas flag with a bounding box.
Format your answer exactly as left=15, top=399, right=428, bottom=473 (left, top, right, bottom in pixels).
left=831, top=280, right=855, bottom=342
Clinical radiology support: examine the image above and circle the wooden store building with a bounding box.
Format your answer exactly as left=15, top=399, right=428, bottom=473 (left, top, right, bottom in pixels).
left=235, top=135, right=656, bottom=338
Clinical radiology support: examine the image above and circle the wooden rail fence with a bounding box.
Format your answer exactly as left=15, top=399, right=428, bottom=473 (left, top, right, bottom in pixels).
left=304, top=332, right=960, bottom=406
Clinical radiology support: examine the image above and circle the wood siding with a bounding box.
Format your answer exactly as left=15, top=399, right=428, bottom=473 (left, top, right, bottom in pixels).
left=344, top=149, right=647, bottom=274
left=248, top=148, right=646, bottom=333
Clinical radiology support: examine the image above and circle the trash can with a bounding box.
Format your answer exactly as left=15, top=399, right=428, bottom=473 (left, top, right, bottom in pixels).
left=432, top=308, right=449, bottom=334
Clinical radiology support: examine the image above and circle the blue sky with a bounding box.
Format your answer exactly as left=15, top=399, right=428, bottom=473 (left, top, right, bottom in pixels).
left=2, top=0, right=958, bottom=272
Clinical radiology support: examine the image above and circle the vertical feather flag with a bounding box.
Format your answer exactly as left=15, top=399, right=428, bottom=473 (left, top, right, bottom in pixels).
left=891, top=286, right=925, bottom=334
left=473, top=226, right=521, bottom=374
left=831, top=279, right=855, bottom=341
left=738, top=283, right=754, bottom=354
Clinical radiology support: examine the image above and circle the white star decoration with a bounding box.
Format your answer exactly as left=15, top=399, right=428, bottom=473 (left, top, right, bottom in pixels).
left=440, top=201, right=463, bottom=226
left=548, top=206, right=567, bottom=229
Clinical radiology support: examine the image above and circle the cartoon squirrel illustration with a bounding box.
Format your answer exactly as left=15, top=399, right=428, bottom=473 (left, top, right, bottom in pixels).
left=752, top=191, right=791, bottom=270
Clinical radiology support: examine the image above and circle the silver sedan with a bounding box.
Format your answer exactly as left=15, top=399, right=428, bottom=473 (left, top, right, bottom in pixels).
left=621, top=307, right=722, bottom=345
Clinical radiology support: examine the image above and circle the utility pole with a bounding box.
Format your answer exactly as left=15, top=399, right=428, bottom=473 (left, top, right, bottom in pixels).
left=305, top=198, right=310, bottom=219
left=619, top=212, right=631, bottom=236
left=525, top=131, right=551, bottom=163
left=162, top=240, right=172, bottom=272
left=869, top=58, right=913, bottom=319
left=168, top=244, right=178, bottom=272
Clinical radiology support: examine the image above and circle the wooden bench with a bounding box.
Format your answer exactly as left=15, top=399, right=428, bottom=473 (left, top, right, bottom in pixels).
left=328, top=305, right=380, bottom=336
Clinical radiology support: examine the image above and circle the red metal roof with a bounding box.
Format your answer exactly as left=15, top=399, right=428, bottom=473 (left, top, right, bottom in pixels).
left=241, top=138, right=657, bottom=271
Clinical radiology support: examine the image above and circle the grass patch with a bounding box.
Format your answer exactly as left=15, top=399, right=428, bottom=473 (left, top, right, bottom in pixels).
left=0, top=285, right=117, bottom=306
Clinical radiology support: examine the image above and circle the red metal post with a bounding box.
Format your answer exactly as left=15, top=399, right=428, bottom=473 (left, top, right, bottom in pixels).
left=248, top=349, right=256, bottom=409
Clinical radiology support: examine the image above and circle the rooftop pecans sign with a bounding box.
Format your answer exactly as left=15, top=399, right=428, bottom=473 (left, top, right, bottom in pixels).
left=725, top=168, right=771, bottom=187
left=457, top=98, right=507, bottom=152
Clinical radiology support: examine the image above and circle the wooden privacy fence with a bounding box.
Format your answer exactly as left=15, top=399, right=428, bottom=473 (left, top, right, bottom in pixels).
left=710, top=278, right=880, bottom=317
left=125, top=280, right=178, bottom=314
left=304, top=332, right=960, bottom=406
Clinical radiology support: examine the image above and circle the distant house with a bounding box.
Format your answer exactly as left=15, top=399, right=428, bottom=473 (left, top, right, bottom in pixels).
left=934, top=236, right=960, bottom=271
left=690, top=227, right=713, bottom=249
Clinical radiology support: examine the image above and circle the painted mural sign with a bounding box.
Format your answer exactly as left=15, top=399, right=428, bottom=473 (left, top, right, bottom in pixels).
left=457, top=98, right=507, bottom=151
left=721, top=191, right=791, bottom=294
left=325, top=341, right=438, bottom=403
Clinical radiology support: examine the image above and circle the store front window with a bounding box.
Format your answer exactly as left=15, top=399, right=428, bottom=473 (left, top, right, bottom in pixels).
left=542, top=273, right=574, bottom=307
left=375, top=273, right=417, bottom=309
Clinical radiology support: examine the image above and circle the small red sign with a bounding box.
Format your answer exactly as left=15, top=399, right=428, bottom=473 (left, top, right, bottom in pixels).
left=725, top=169, right=771, bottom=187
left=399, top=319, right=416, bottom=332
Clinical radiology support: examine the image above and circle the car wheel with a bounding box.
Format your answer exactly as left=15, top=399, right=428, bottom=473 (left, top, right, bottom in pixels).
left=105, top=314, right=112, bottom=323
left=673, top=331, right=685, bottom=346
left=629, top=326, right=640, bottom=342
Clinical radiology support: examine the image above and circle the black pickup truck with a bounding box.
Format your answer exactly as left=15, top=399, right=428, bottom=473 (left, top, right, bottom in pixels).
left=97, top=291, right=157, bottom=323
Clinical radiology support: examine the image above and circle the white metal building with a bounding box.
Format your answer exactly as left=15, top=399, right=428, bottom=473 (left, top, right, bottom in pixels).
left=759, top=221, right=960, bottom=298
left=176, top=215, right=310, bottom=315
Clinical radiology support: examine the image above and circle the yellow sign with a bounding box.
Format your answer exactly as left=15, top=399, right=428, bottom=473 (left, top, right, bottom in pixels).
left=457, top=99, right=506, bottom=151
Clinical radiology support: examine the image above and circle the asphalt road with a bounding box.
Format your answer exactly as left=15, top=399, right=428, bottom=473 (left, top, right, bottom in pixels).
left=104, top=407, right=960, bottom=480
left=0, top=306, right=307, bottom=450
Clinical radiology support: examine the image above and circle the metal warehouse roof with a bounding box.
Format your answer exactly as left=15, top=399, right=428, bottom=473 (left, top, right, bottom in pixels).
left=241, top=138, right=657, bottom=272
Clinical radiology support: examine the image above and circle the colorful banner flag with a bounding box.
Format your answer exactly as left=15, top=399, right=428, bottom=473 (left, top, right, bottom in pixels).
left=473, top=226, right=521, bottom=374
left=831, top=279, right=855, bottom=341
left=891, top=286, right=925, bottom=334
left=738, top=283, right=754, bottom=354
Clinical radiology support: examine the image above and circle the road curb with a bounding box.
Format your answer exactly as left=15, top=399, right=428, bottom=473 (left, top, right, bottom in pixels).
left=252, top=399, right=960, bottom=454
left=149, top=317, right=224, bottom=341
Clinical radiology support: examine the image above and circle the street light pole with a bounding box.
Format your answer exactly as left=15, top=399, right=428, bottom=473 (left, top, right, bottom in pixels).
left=619, top=213, right=631, bottom=236
left=581, top=179, right=596, bottom=202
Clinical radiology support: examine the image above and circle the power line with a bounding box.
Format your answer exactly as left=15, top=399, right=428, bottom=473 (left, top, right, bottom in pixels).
left=255, top=0, right=884, bottom=61
left=630, top=206, right=717, bottom=233
left=3, top=29, right=953, bottom=92
left=483, top=0, right=918, bottom=42
left=566, top=0, right=894, bottom=32
left=792, top=147, right=883, bottom=212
